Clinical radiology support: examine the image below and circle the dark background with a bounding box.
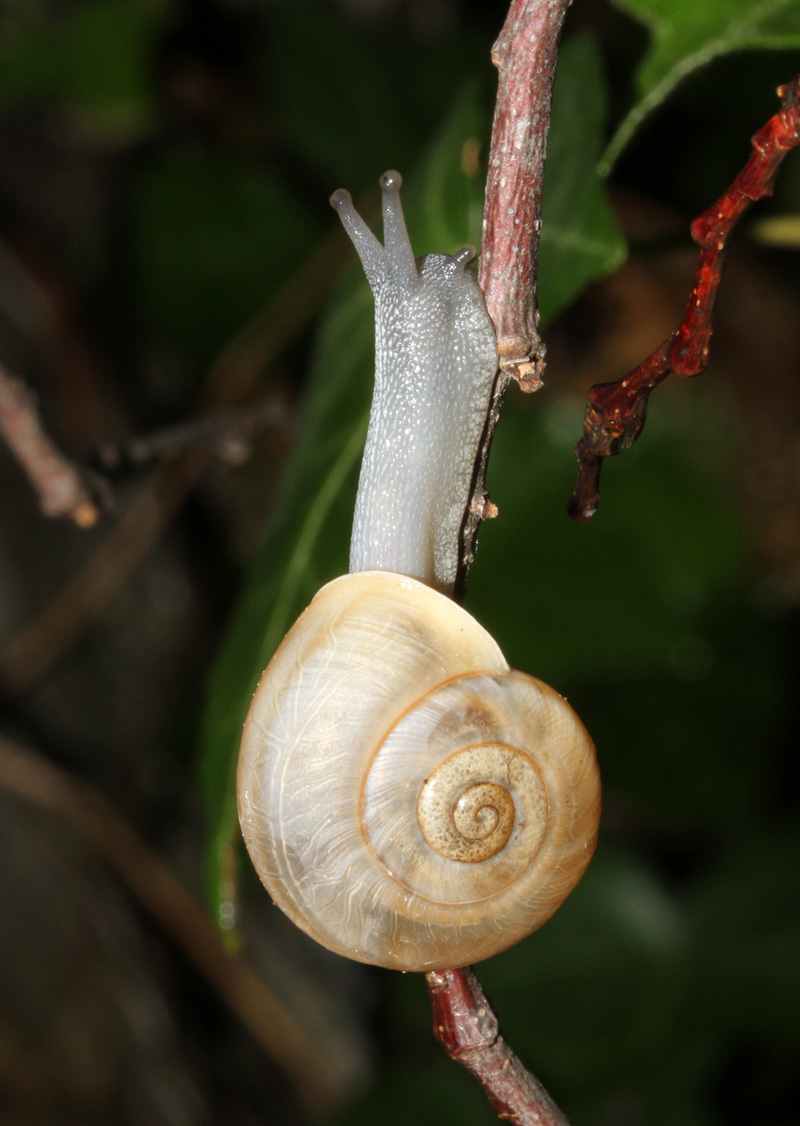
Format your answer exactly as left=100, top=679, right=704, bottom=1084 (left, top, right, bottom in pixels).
left=0, top=1, right=798, bottom=1123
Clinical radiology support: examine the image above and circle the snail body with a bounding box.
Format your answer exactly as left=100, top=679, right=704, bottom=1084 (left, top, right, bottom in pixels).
left=330, top=171, right=497, bottom=594
left=237, top=173, right=601, bottom=971
left=238, top=570, right=600, bottom=972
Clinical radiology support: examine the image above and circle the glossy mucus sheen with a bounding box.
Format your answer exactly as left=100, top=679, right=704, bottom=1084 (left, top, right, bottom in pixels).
left=330, top=171, right=498, bottom=595
left=237, top=571, right=601, bottom=973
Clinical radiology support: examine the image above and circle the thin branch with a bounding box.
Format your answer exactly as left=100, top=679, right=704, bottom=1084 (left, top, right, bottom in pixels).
left=427, top=968, right=570, bottom=1126
left=568, top=75, right=800, bottom=522
left=479, top=0, right=571, bottom=384
left=0, top=454, right=204, bottom=696
left=0, top=363, right=104, bottom=527
left=0, top=203, right=350, bottom=696
left=444, top=5, right=576, bottom=1123
left=1, top=389, right=289, bottom=695
left=459, top=0, right=572, bottom=592
left=0, top=734, right=347, bottom=1110
left=94, top=396, right=292, bottom=473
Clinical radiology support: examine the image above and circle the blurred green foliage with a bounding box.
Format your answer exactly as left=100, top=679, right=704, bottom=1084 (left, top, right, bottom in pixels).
left=135, top=148, right=324, bottom=364
left=0, top=0, right=163, bottom=135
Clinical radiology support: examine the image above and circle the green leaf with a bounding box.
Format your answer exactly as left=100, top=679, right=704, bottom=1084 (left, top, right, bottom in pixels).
left=539, top=35, right=627, bottom=323
left=198, top=285, right=370, bottom=930
left=604, top=0, right=800, bottom=170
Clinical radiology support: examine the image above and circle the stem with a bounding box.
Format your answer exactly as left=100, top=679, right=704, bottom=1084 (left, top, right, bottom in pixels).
left=0, top=363, right=103, bottom=527
left=427, top=968, right=570, bottom=1126
left=479, top=0, right=572, bottom=383
left=459, top=0, right=572, bottom=593
left=437, top=4, right=575, bottom=1123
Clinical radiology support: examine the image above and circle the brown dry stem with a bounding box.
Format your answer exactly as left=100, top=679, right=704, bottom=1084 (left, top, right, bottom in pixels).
left=444, top=3, right=576, bottom=1123
left=459, top=0, right=571, bottom=593
left=427, top=968, right=570, bottom=1126
left=0, top=364, right=101, bottom=527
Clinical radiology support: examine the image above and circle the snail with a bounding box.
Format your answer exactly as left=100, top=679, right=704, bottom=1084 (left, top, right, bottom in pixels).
left=237, top=173, right=601, bottom=972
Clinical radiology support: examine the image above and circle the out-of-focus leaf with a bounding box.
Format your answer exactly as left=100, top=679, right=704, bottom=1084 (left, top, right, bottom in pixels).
left=0, top=1, right=163, bottom=139
left=604, top=0, right=800, bottom=170
left=265, top=0, right=486, bottom=186
left=54, top=0, right=161, bottom=136
left=539, top=35, right=627, bottom=323
left=0, top=17, right=52, bottom=107
left=686, top=828, right=800, bottom=1041
left=199, top=280, right=370, bottom=928
left=134, top=147, right=322, bottom=365
left=464, top=393, right=749, bottom=685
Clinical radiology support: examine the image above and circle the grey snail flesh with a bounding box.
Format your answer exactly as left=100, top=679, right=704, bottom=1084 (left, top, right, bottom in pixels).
left=237, top=571, right=601, bottom=973
left=330, top=170, right=498, bottom=595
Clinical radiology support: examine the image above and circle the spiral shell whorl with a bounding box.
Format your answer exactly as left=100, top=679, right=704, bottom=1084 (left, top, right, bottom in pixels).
left=418, top=755, right=519, bottom=863
left=237, top=571, right=600, bottom=972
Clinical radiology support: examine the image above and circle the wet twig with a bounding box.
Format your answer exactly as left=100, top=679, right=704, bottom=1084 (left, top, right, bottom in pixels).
left=568, top=76, right=800, bottom=522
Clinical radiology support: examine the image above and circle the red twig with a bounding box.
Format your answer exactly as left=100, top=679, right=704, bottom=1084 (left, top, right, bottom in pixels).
left=568, top=76, right=800, bottom=522
left=427, top=968, right=570, bottom=1126
left=0, top=364, right=102, bottom=526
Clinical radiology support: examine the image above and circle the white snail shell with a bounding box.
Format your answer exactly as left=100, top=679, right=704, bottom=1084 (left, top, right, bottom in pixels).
left=237, top=570, right=601, bottom=972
